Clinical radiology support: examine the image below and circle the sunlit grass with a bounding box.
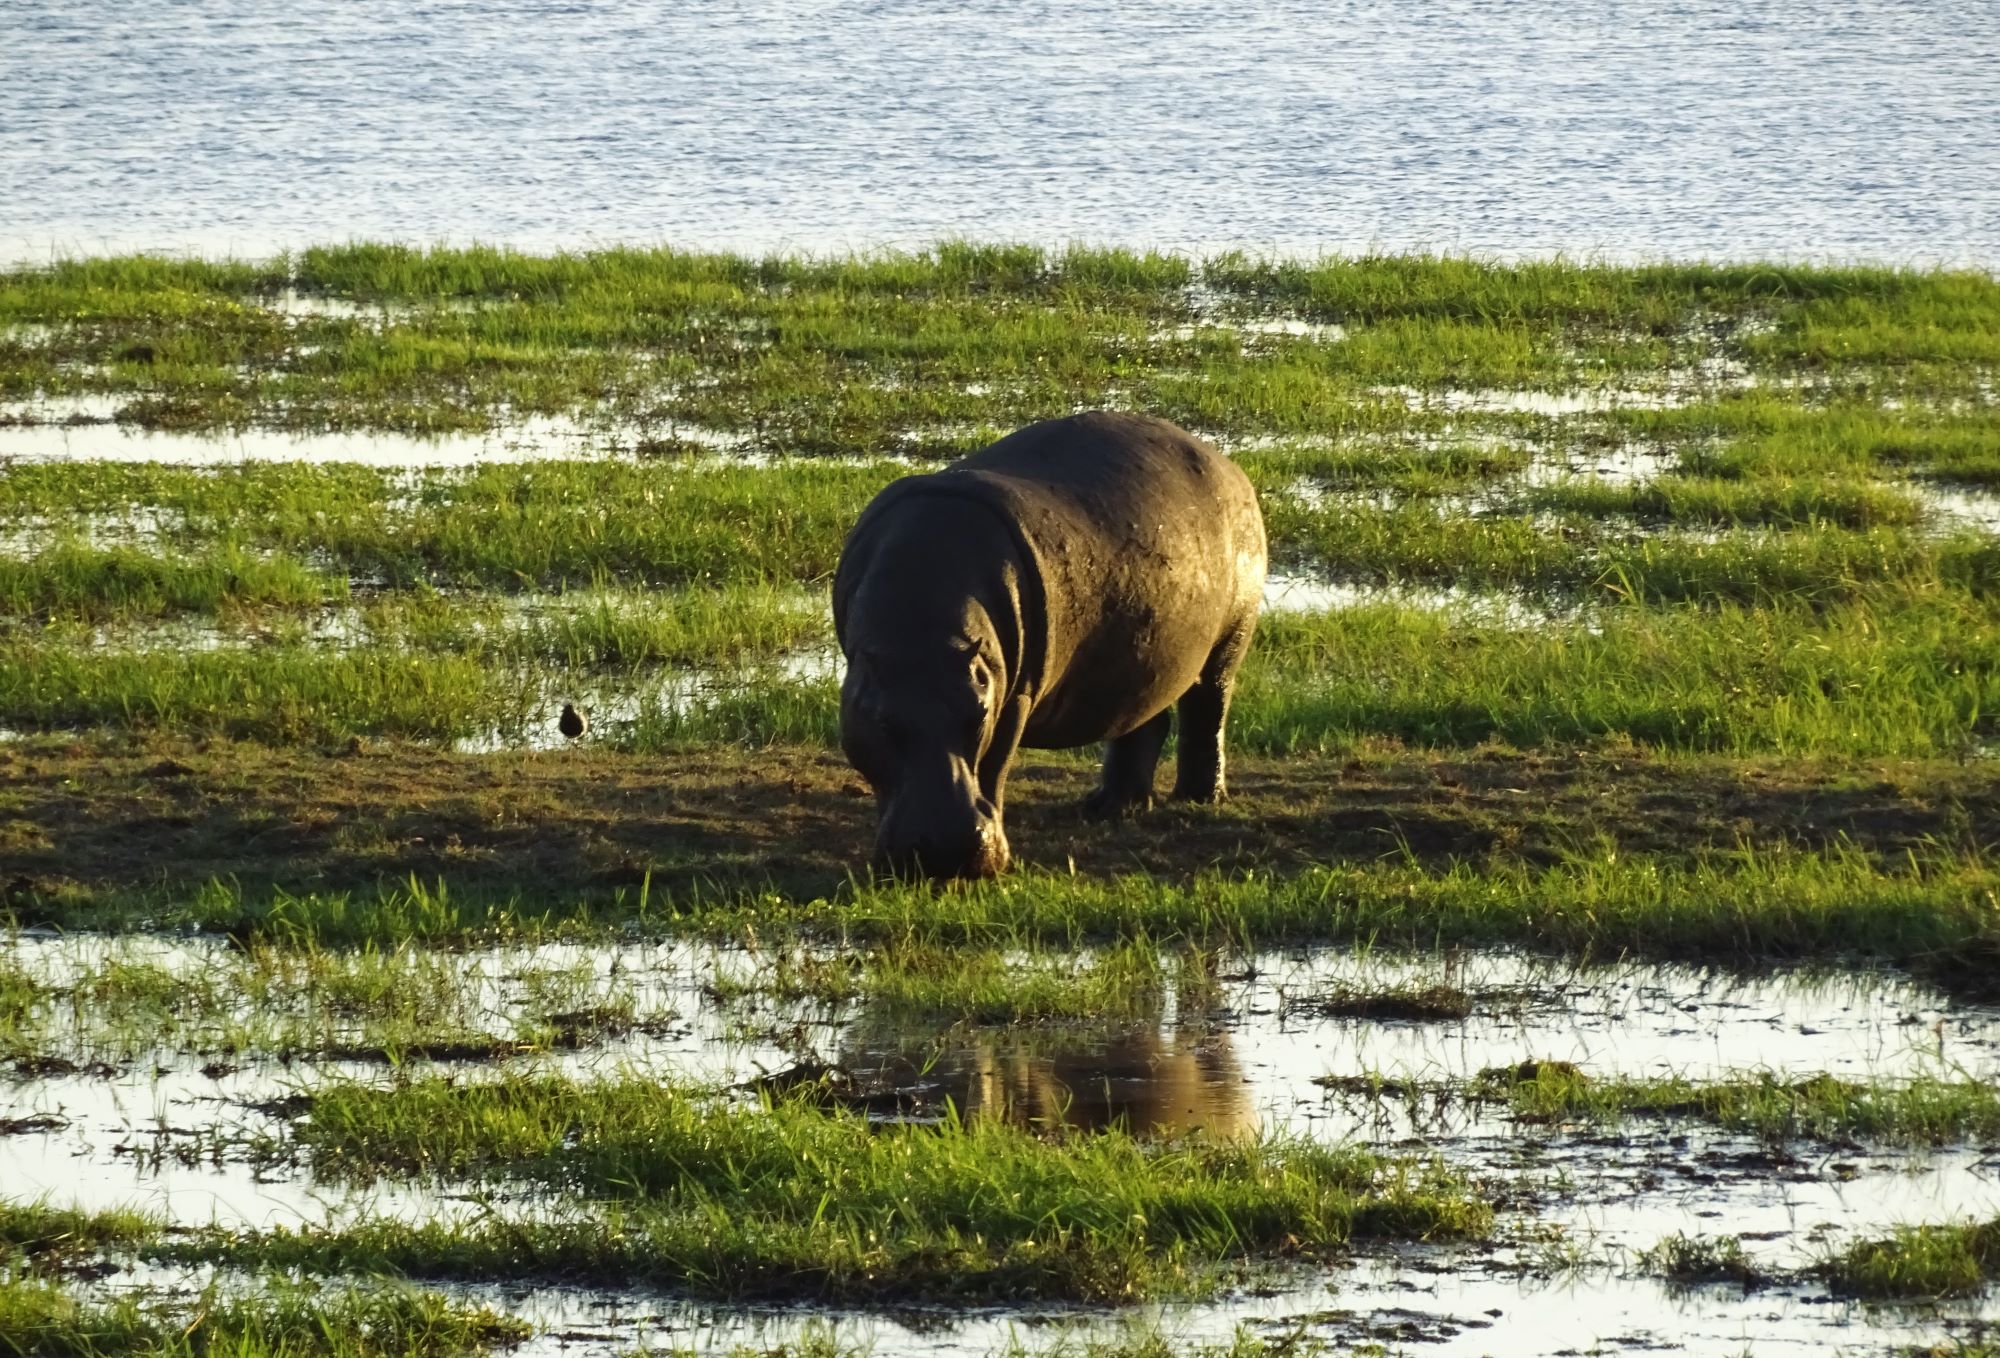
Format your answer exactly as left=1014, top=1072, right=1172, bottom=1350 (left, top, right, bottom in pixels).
left=1820, top=1218, right=2000, bottom=1300
left=229, top=1074, right=1490, bottom=1302
left=0, top=1270, right=527, bottom=1358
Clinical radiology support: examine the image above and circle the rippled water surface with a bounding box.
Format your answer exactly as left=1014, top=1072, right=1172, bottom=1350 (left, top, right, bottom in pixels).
left=4, top=1, right=1997, bottom=264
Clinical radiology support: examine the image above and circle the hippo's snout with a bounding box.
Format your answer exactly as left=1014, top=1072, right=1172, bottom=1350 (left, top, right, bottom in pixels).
left=875, top=791, right=1011, bottom=881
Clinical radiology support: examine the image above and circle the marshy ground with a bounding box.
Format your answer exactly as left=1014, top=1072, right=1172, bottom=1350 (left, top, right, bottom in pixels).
left=4, top=244, right=2000, bottom=1356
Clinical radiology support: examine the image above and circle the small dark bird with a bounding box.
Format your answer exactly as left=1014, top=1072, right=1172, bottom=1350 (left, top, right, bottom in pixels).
left=558, top=703, right=588, bottom=740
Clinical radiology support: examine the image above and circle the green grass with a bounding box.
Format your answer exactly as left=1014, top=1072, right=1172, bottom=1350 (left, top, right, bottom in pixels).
left=0, top=642, right=528, bottom=744
left=5, top=246, right=1995, bottom=445
left=0, top=461, right=903, bottom=595
left=0, top=1202, right=160, bottom=1271
left=6, top=243, right=2000, bottom=1349
left=1243, top=592, right=2000, bottom=757
left=0, top=542, right=342, bottom=621
left=0, top=938, right=661, bottom=1067
left=1493, top=1068, right=2000, bottom=1145
left=1520, top=475, right=1927, bottom=529
left=7, top=459, right=1994, bottom=611
left=231, top=1075, right=1488, bottom=1303
left=22, top=843, right=1998, bottom=991
left=1820, top=1218, right=2000, bottom=1300
left=1614, top=398, right=2000, bottom=484
left=1263, top=496, right=1999, bottom=605
left=1235, top=439, right=1534, bottom=493
left=6, top=587, right=1999, bottom=757
left=0, top=1274, right=528, bottom=1358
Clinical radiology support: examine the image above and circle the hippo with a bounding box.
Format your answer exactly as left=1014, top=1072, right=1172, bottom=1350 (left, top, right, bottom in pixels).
left=832, top=411, right=1267, bottom=879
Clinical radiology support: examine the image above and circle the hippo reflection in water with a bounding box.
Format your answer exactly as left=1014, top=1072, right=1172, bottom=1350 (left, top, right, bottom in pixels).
left=839, top=1024, right=1256, bottom=1141
left=834, top=412, right=1267, bottom=879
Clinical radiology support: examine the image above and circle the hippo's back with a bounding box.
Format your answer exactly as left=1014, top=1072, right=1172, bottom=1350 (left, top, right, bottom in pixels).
left=944, top=412, right=1266, bottom=745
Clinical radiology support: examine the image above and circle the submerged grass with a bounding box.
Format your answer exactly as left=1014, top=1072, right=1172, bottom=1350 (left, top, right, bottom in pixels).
left=1637, top=1232, right=1771, bottom=1291
left=241, top=1075, right=1489, bottom=1302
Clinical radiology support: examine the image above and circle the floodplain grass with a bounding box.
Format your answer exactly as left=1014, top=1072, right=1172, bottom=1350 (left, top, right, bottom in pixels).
left=7, top=458, right=1999, bottom=612
left=6, top=587, right=2000, bottom=758
left=1519, top=475, right=1928, bottom=530
left=0, top=1202, right=160, bottom=1272
left=19, top=843, right=1998, bottom=993
left=1319, top=1067, right=2000, bottom=1146
left=6, top=244, right=2000, bottom=1344
left=1242, top=591, right=2000, bottom=758
left=5, top=246, right=1996, bottom=448
left=0, top=1273, right=529, bottom=1358
left=1262, top=498, right=2000, bottom=605
left=0, top=541, right=342, bottom=622
left=1820, top=1218, right=2000, bottom=1300
left=1234, top=439, right=1535, bottom=492
left=239, top=1074, right=1490, bottom=1303
left=0, top=939, right=656, bottom=1067
left=1497, top=1069, right=2000, bottom=1144
left=1611, top=398, right=2000, bottom=485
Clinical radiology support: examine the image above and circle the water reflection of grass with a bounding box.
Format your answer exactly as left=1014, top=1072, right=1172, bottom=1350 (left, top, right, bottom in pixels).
left=709, top=940, right=1191, bottom=1025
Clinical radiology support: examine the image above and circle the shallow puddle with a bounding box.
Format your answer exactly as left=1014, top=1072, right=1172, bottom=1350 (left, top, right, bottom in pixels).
left=1374, top=380, right=1758, bottom=418
left=1260, top=573, right=1578, bottom=625
left=1917, top=482, right=2000, bottom=535
left=0, top=413, right=606, bottom=465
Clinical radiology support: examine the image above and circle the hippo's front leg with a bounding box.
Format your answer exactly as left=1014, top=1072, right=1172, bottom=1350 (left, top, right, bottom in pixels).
left=1082, top=708, right=1171, bottom=820
left=977, top=694, right=1032, bottom=816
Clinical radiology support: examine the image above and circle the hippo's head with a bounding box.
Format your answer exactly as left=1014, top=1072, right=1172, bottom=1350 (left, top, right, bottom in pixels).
left=840, top=635, right=1010, bottom=880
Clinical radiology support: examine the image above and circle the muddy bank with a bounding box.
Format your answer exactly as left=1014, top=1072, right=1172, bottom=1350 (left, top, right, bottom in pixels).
left=4, top=739, right=1995, bottom=907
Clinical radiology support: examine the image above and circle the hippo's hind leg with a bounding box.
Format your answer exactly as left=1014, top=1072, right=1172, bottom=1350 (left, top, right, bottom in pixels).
left=1082, top=708, right=1171, bottom=820
left=1173, top=615, right=1255, bottom=803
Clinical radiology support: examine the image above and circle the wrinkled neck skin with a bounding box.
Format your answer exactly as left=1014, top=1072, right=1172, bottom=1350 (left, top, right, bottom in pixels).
left=836, top=499, right=1033, bottom=880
